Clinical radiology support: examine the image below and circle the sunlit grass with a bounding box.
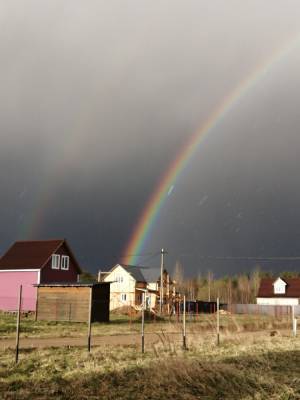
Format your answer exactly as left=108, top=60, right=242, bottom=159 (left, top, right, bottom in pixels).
left=0, top=311, right=292, bottom=339
left=1, top=333, right=300, bottom=399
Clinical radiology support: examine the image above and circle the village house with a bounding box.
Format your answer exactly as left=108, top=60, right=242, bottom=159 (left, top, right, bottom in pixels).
left=99, top=264, right=174, bottom=311
left=0, top=239, right=81, bottom=311
left=257, top=277, right=300, bottom=306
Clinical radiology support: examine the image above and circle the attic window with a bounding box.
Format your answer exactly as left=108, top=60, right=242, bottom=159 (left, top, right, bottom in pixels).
left=273, top=278, right=286, bottom=294
left=61, top=255, right=69, bottom=270
left=51, top=254, right=60, bottom=269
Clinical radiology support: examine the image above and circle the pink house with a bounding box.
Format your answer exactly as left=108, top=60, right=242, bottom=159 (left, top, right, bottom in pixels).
left=0, top=239, right=82, bottom=311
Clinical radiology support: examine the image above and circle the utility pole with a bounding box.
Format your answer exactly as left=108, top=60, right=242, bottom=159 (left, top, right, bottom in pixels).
left=160, top=248, right=167, bottom=314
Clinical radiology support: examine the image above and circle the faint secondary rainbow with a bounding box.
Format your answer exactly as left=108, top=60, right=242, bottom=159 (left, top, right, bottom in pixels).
left=123, top=33, right=300, bottom=265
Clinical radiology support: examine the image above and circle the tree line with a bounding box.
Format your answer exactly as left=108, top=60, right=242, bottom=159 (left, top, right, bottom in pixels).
left=172, top=262, right=300, bottom=304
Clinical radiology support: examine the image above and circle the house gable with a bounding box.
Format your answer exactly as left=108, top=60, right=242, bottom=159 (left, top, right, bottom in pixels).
left=40, top=242, right=81, bottom=283
left=104, top=264, right=136, bottom=293
left=272, top=277, right=287, bottom=295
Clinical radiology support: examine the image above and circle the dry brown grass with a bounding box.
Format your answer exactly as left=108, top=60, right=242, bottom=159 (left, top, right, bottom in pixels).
left=0, top=311, right=293, bottom=339
left=1, top=332, right=300, bottom=399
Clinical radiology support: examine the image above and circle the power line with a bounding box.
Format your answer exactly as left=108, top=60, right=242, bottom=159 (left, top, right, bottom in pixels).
left=118, top=251, right=161, bottom=266
left=141, top=252, right=161, bottom=264
left=182, top=254, right=300, bottom=261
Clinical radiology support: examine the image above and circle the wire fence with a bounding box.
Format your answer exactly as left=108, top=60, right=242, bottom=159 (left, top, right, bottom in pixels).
left=1, top=288, right=299, bottom=364
left=225, top=303, right=300, bottom=317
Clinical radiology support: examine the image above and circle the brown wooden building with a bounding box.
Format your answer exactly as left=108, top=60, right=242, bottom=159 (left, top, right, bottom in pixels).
left=36, top=283, right=110, bottom=322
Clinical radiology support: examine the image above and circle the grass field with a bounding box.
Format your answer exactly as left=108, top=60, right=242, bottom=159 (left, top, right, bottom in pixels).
left=0, top=311, right=293, bottom=339
left=0, top=312, right=299, bottom=399
left=1, top=332, right=300, bottom=399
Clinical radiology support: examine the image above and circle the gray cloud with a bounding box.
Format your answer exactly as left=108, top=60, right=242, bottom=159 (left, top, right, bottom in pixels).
left=1, top=1, right=300, bottom=276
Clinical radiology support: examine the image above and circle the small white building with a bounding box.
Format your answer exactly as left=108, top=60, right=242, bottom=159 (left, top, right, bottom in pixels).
left=257, top=277, right=300, bottom=306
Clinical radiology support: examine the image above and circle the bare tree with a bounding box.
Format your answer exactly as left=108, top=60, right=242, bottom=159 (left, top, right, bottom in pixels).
left=237, top=275, right=250, bottom=303
left=250, top=266, right=261, bottom=302
left=196, top=272, right=203, bottom=299
left=207, top=270, right=214, bottom=301
left=227, top=278, right=232, bottom=305
left=173, top=261, right=184, bottom=295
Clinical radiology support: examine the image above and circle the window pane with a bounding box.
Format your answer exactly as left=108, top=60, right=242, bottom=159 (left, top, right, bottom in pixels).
left=61, top=256, right=69, bottom=270
left=52, top=254, right=60, bottom=269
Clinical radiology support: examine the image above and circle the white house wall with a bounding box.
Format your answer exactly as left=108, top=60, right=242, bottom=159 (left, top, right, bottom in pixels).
left=257, top=297, right=299, bottom=306
left=104, top=265, right=136, bottom=310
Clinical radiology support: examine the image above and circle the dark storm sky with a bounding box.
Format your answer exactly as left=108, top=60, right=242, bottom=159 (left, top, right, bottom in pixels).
left=1, top=1, right=300, bottom=277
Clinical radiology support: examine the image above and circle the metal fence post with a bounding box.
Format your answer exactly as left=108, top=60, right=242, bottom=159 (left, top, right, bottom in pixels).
left=87, top=287, right=92, bottom=352
left=183, top=295, right=187, bottom=350
left=217, top=297, right=220, bottom=346
left=15, top=285, right=22, bottom=363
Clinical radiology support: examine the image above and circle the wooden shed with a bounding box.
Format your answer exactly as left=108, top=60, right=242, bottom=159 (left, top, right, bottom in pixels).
left=35, top=283, right=110, bottom=322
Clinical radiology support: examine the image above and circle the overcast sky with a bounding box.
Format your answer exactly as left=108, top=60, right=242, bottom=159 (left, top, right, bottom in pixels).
left=1, top=1, right=300, bottom=277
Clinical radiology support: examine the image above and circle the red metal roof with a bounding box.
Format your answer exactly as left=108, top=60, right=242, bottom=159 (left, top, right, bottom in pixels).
left=0, top=240, right=76, bottom=270
left=258, top=278, right=300, bottom=298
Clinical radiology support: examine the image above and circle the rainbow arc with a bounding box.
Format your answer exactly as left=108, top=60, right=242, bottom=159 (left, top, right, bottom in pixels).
left=123, top=33, right=300, bottom=265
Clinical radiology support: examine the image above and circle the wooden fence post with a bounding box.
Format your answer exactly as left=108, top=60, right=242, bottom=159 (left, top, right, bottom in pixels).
left=216, top=297, right=220, bottom=346
left=183, top=295, right=187, bottom=350
left=87, top=287, right=93, bottom=352
left=293, top=316, right=297, bottom=337
left=15, top=285, right=22, bottom=363
left=35, top=291, right=38, bottom=322
left=292, top=305, right=297, bottom=337
left=141, top=293, right=145, bottom=353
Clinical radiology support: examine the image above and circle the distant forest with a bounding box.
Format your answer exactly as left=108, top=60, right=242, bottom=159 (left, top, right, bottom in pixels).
left=173, top=262, right=300, bottom=304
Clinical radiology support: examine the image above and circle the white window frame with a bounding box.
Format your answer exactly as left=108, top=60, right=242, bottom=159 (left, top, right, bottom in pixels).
left=51, top=254, right=60, bottom=270
left=120, top=293, right=127, bottom=301
left=61, top=255, right=69, bottom=271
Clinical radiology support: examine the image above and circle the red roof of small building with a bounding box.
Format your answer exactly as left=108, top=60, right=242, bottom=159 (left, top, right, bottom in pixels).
left=0, top=239, right=81, bottom=272
left=257, top=278, right=300, bottom=298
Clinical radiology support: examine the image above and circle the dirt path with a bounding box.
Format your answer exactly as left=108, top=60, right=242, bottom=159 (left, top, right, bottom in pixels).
left=0, top=329, right=291, bottom=351
left=0, top=332, right=184, bottom=350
